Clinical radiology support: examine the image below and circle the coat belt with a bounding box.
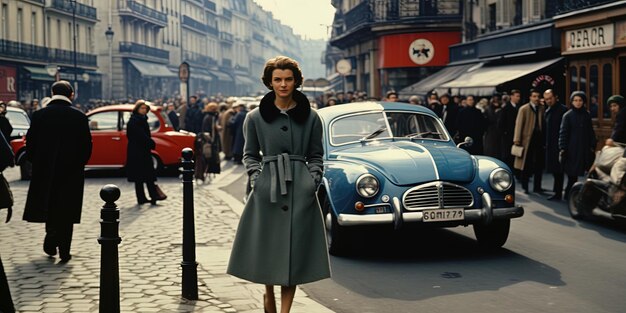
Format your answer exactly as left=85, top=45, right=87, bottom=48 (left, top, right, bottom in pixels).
left=262, top=153, right=307, bottom=203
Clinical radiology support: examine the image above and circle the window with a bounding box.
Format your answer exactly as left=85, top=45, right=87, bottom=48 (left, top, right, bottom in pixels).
left=122, top=111, right=160, bottom=131
left=17, top=8, right=23, bottom=42
left=579, top=65, right=587, bottom=95
left=31, top=12, right=37, bottom=44
left=88, top=112, right=119, bottom=131
left=57, top=19, right=61, bottom=49
left=590, top=65, right=599, bottom=118
left=603, top=63, right=613, bottom=119
left=570, top=66, right=578, bottom=92
left=1, top=4, right=7, bottom=40
left=68, top=22, right=72, bottom=49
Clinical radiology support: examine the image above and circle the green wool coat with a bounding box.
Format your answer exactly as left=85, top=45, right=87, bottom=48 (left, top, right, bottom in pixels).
left=227, top=90, right=331, bottom=286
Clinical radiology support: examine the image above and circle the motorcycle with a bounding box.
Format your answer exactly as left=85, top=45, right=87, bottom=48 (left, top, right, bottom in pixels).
left=568, top=144, right=626, bottom=221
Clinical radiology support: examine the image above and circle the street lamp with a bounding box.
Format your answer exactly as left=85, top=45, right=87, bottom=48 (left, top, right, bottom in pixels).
left=105, top=26, right=114, bottom=100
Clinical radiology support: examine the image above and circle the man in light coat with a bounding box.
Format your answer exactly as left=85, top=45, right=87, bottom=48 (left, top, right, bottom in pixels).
left=513, top=89, right=545, bottom=194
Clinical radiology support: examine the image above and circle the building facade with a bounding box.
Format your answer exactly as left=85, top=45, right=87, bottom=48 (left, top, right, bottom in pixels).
left=327, top=0, right=464, bottom=98
left=0, top=0, right=99, bottom=104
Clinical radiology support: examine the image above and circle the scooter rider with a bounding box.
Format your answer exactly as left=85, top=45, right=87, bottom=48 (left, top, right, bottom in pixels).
left=605, top=95, right=626, bottom=215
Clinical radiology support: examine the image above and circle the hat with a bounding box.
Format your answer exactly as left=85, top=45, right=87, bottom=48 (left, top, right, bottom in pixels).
left=570, top=91, right=587, bottom=104
left=607, top=95, right=625, bottom=108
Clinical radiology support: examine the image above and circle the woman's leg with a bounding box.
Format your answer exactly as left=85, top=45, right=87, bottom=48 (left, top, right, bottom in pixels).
left=280, top=286, right=296, bottom=313
left=564, top=175, right=577, bottom=199
left=264, top=285, right=277, bottom=313
left=135, top=182, right=149, bottom=203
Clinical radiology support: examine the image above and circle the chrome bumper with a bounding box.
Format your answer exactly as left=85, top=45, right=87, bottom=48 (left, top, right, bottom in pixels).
left=336, top=193, right=524, bottom=229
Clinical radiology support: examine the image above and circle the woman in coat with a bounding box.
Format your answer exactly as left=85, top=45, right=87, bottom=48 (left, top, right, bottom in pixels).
left=126, top=100, right=166, bottom=205
left=559, top=91, right=597, bottom=198
left=227, top=56, right=330, bottom=313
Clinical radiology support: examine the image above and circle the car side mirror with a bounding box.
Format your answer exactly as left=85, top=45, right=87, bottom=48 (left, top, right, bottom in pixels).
left=456, top=136, right=473, bottom=148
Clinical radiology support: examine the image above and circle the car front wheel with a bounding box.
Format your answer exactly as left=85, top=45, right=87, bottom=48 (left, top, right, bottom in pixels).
left=473, top=219, right=510, bottom=249
left=323, top=197, right=351, bottom=256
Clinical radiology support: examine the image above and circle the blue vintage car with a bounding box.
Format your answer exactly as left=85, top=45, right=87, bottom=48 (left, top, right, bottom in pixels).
left=316, top=101, right=524, bottom=255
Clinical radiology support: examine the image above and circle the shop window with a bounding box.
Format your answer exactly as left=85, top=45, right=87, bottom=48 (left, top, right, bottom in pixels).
left=603, top=63, right=613, bottom=119
left=569, top=66, right=578, bottom=93
left=590, top=65, right=598, bottom=119
left=579, top=65, right=587, bottom=95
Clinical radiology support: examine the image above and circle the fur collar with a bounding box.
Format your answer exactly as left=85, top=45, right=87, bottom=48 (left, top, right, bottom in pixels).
left=48, top=95, right=72, bottom=106
left=259, top=90, right=311, bottom=124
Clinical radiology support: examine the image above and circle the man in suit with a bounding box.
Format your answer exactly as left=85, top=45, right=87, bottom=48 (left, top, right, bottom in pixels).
left=513, top=89, right=545, bottom=194
left=498, top=89, right=521, bottom=172
left=544, top=89, right=567, bottom=200
left=439, top=93, right=459, bottom=139
left=22, top=81, right=93, bottom=262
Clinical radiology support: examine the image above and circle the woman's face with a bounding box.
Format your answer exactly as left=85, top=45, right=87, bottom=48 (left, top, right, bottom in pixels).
left=138, top=104, right=149, bottom=115
left=271, top=69, right=295, bottom=98
left=572, top=96, right=584, bottom=109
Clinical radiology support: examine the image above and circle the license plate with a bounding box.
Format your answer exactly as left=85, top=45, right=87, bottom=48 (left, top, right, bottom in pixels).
left=422, top=208, right=464, bottom=222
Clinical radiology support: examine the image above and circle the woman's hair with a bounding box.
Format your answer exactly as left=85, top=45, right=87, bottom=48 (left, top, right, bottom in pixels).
left=132, top=99, right=148, bottom=114
left=261, top=56, right=303, bottom=90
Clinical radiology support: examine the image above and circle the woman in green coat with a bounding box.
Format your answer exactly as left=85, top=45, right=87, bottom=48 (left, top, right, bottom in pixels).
left=227, top=56, right=330, bottom=313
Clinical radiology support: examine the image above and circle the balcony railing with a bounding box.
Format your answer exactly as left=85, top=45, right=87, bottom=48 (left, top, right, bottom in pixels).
left=184, top=51, right=218, bottom=67
left=0, top=39, right=97, bottom=67
left=119, top=41, right=169, bottom=61
left=50, top=0, right=97, bottom=20
left=204, top=0, right=216, bottom=12
left=223, top=9, right=232, bottom=20
left=30, top=0, right=45, bottom=4
left=252, top=32, right=265, bottom=42
left=219, top=32, right=234, bottom=43
left=553, top=0, right=615, bottom=14
left=124, top=0, right=168, bottom=25
left=182, top=15, right=208, bottom=33
left=207, top=25, right=219, bottom=37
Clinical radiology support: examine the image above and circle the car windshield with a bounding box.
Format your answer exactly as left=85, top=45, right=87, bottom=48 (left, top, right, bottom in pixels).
left=330, top=111, right=448, bottom=146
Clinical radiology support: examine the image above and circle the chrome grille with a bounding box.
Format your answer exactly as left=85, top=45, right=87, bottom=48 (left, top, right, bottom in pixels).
left=403, top=182, right=473, bottom=211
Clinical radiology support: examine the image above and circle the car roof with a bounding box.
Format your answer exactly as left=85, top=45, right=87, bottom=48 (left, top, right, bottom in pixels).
left=317, top=101, right=438, bottom=122
left=7, top=106, right=26, bottom=113
left=88, top=104, right=162, bottom=115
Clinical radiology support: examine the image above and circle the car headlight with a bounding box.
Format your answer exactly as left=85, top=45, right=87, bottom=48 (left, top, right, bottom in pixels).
left=489, top=168, right=512, bottom=192
left=356, top=174, right=379, bottom=198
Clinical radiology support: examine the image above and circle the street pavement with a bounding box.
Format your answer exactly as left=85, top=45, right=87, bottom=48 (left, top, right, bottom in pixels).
left=0, top=161, right=334, bottom=313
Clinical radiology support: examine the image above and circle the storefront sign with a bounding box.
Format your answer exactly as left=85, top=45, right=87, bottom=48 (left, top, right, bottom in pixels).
left=565, top=24, right=614, bottom=53
left=378, top=32, right=461, bottom=68
left=532, top=74, right=555, bottom=88
left=0, top=65, right=17, bottom=102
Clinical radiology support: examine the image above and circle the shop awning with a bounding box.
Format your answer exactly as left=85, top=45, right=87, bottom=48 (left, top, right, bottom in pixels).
left=129, top=59, right=177, bottom=78
left=235, top=74, right=259, bottom=86
left=209, top=70, right=233, bottom=82
left=190, top=69, right=213, bottom=82
left=437, top=57, right=563, bottom=96
left=23, top=66, right=55, bottom=81
left=399, top=63, right=479, bottom=97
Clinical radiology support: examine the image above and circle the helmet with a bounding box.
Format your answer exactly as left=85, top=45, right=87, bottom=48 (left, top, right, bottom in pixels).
left=607, top=95, right=625, bottom=108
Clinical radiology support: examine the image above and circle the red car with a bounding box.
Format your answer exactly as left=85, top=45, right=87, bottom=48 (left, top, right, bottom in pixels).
left=12, top=104, right=196, bottom=180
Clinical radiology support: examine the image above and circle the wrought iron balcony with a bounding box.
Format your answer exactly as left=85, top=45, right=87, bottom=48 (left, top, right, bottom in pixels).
left=0, top=39, right=97, bottom=67
left=119, top=41, right=169, bottom=61
left=120, top=0, right=168, bottom=26
left=252, top=32, right=265, bottom=42
left=207, top=25, right=219, bottom=37
left=49, top=0, right=97, bottom=21
left=219, top=32, right=234, bottom=43
left=223, top=9, right=232, bottom=20
left=184, top=51, right=218, bottom=68
left=182, top=15, right=209, bottom=34
left=553, top=0, right=615, bottom=14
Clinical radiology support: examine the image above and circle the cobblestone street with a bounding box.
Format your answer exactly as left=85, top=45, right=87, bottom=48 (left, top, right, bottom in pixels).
left=0, top=162, right=333, bottom=313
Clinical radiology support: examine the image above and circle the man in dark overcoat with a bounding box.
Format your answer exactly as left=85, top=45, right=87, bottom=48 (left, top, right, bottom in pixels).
left=498, top=90, right=521, bottom=172
left=455, top=95, right=486, bottom=155
left=544, top=89, right=567, bottom=200
left=439, top=94, right=459, bottom=141
left=229, top=102, right=248, bottom=164
left=22, top=81, right=92, bottom=262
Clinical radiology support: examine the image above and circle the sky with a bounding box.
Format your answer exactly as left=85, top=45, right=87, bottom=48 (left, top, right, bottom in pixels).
left=252, top=0, right=336, bottom=40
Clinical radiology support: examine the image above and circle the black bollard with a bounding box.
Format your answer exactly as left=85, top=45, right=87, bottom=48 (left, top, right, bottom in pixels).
left=181, top=148, right=198, bottom=300
left=98, top=184, right=122, bottom=312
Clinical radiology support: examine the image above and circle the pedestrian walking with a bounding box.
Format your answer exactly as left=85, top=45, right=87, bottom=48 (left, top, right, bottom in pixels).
left=513, top=89, right=546, bottom=194
left=184, top=96, right=203, bottom=133
left=227, top=56, right=330, bottom=313
left=439, top=93, right=459, bottom=140
left=498, top=90, right=521, bottom=172
left=559, top=91, right=597, bottom=199
left=219, top=101, right=237, bottom=161
left=198, top=102, right=221, bottom=182
left=455, top=95, right=486, bottom=155
left=22, top=81, right=93, bottom=262
left=0, top=129, right=15, bottom=313
left=126, top=100, right=167, bottom=205
left=544, top=89, right=567, bottom=200
left=166, top=102, right=179, bottom=131
left=483, top=94, right=502, bottom=158
left=229, top=101, right=248, bottom=164
left=0, top=101, right=13, bottom=140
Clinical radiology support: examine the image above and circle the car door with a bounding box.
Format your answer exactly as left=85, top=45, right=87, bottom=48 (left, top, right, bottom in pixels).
left=87, top=110, right=127, bottom=167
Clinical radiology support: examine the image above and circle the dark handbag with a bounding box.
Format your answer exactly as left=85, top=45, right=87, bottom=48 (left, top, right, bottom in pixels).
left=0, top=173, right=13, bottom=223
left=154, top=184, right=167, bottom=201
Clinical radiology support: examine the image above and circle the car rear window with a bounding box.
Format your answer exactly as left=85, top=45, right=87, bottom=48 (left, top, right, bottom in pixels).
left=6, top=110, right=30, bottom=127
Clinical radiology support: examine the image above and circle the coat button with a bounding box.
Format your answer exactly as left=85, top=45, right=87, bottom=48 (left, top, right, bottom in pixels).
left=281, top=205, right=288, bottom=211
left=281, top=126, right=288, bottom=131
